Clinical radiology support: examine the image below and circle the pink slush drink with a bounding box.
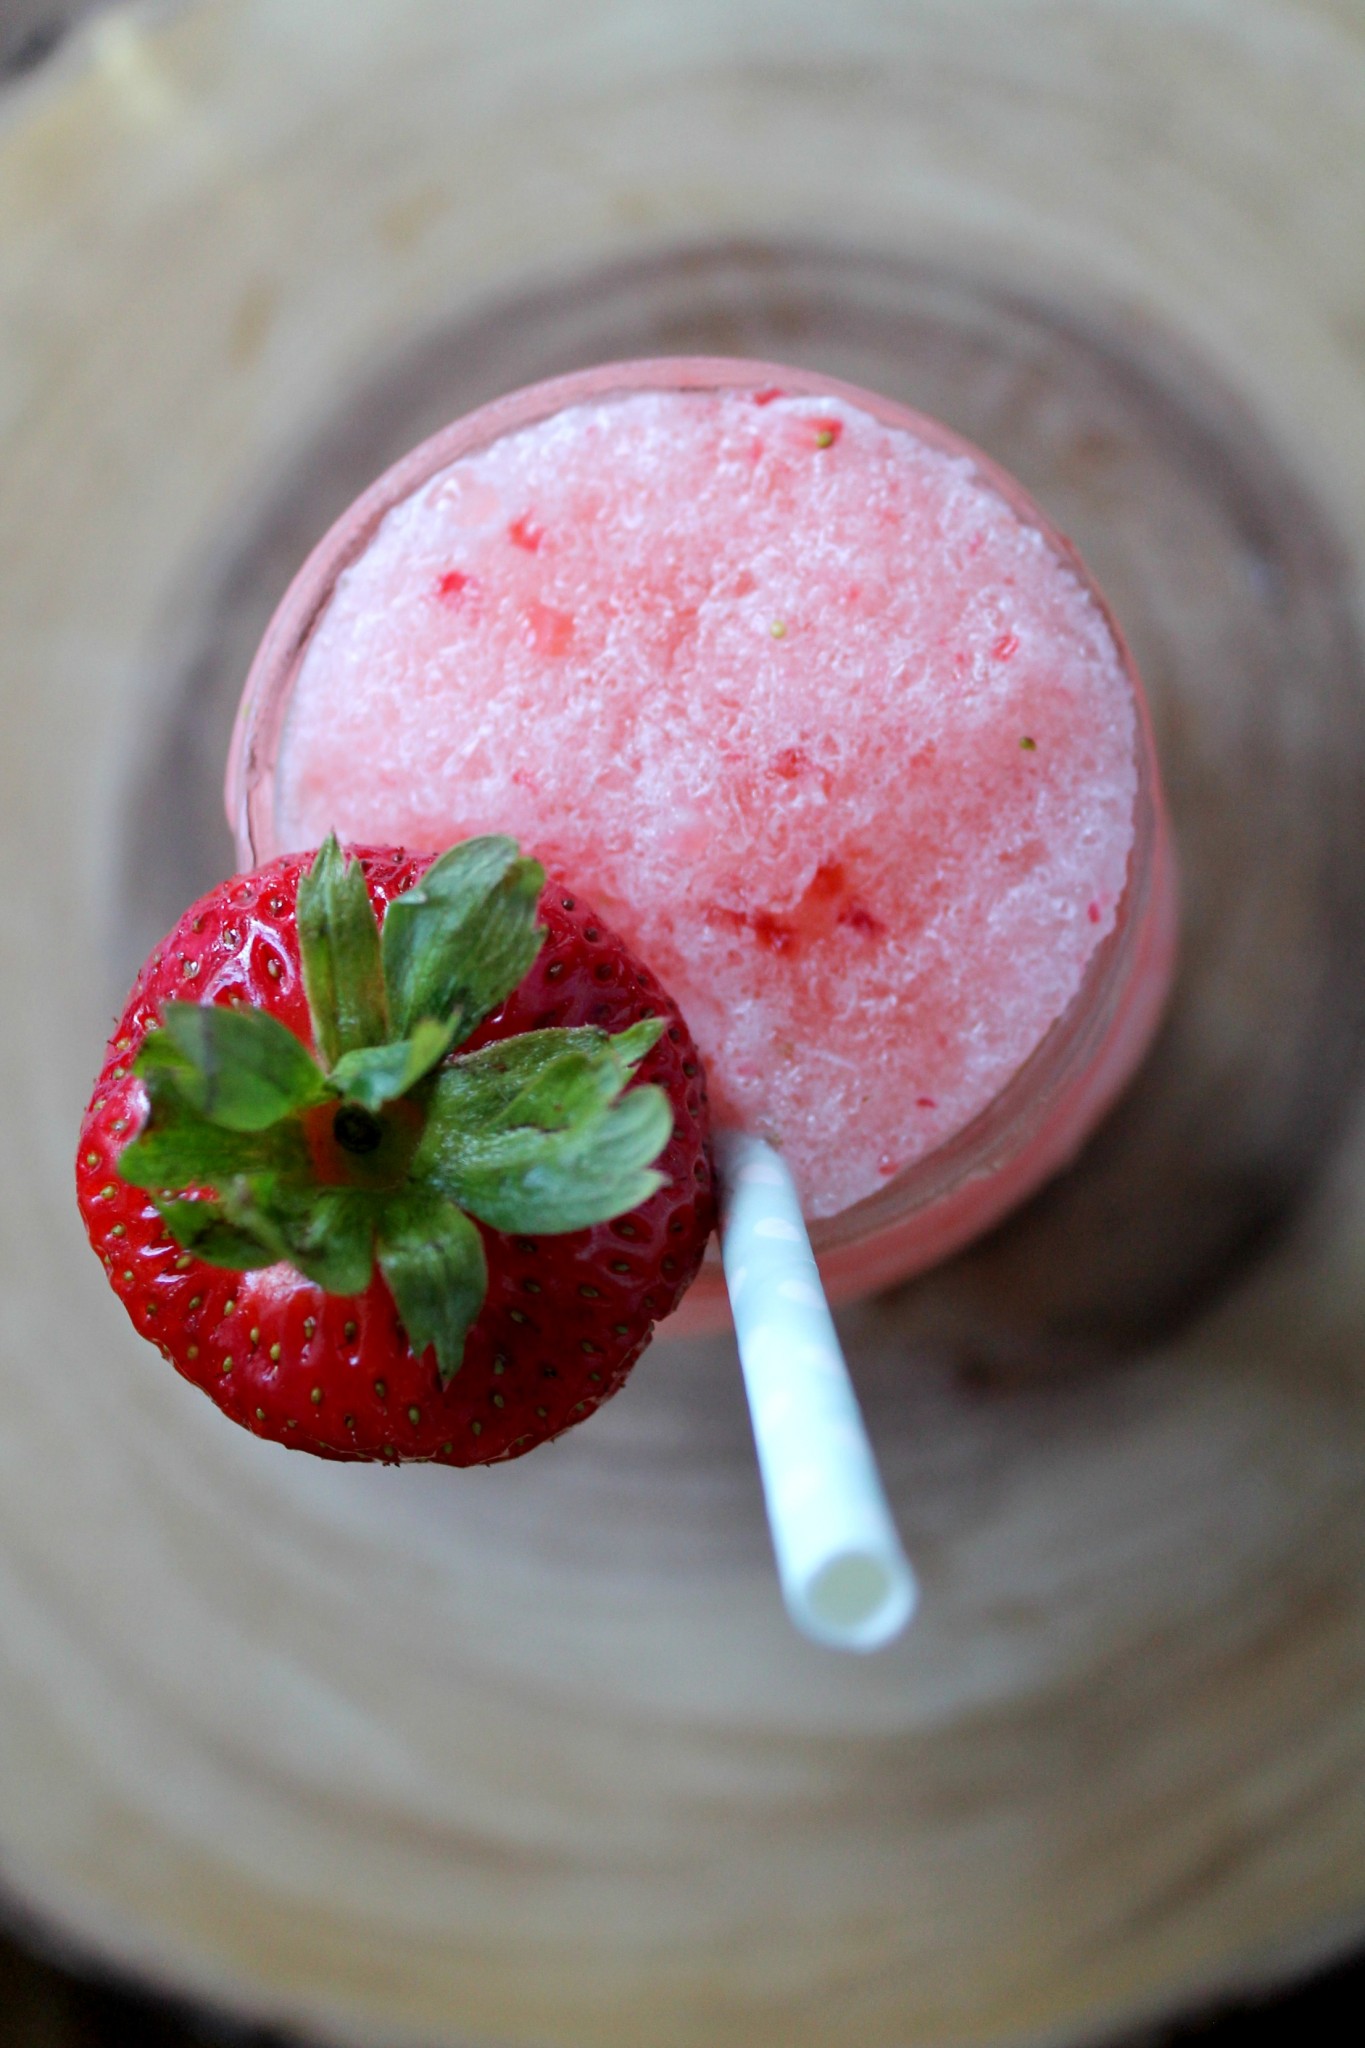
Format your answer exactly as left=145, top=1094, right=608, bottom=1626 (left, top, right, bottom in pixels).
left=229, top=359, right=1175, bottom=1333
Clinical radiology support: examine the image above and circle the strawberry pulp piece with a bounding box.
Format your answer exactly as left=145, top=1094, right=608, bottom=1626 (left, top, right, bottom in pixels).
left=76, top=844, right=713, bottom=1465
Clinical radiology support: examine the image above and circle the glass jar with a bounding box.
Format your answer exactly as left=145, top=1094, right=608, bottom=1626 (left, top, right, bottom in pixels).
left=226, top=357, right=1177, bottom=1335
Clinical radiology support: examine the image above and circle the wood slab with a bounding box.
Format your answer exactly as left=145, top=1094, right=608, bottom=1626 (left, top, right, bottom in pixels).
left=4, top=3, right=1365, bottom=2045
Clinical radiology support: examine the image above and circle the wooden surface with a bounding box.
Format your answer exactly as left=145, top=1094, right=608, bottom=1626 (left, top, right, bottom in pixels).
left=4, top=4, right=1365, bottom=2047
left=0, top=1, right=104, bottom=77
left=4, top=1918, right=1365, bottom=2048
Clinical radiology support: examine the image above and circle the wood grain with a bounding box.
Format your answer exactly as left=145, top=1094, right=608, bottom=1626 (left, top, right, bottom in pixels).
left=4, top=1915, right=1364, bottom=2047
left=4, top=3, right=1365, bottom=2046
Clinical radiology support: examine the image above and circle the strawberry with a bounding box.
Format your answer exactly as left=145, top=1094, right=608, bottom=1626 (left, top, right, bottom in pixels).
left=76, top=837, right=713, bottom=1464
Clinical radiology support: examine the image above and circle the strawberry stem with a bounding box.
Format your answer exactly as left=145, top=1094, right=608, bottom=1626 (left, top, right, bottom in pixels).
left=333, top=1103, right=384, bottom=1156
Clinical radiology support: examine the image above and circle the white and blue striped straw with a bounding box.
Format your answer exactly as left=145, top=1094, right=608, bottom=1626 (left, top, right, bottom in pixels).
left=716, top=1131, right=917, bottom=1652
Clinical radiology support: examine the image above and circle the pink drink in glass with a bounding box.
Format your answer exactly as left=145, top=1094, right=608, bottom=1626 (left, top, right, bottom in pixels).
left=228, top=359, right=1176, bottom=1336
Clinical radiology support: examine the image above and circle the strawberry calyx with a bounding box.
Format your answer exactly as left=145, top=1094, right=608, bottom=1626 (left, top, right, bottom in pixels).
left=117, top=834, right=673, bottom=1383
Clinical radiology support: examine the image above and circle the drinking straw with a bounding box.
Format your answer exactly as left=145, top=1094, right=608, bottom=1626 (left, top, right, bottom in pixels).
left=716, top=1132, right=917, bottom=1652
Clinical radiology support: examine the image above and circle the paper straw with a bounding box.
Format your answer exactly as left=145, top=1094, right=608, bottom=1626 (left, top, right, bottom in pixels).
left=716, top=1131, right=917, bottom=1652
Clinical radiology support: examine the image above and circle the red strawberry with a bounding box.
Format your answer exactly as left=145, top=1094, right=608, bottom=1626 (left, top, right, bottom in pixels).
left=76, top=837, right=713, bottom=1464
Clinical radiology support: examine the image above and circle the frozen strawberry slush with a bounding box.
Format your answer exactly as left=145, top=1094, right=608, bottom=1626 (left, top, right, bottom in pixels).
left=274, top=386, right=1137, bottom=1219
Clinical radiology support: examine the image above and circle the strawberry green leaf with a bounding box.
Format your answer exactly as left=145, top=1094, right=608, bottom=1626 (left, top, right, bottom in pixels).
left=417, top=1019, right=664, bottom=1133
left=219, top=1181, right=379, bottom=1297
left=381, top=836, right=545, bottom=1042
left=141, top=1002, right=329, bottom=1131
left=328, top=1014, right=460, bottom=1112
left=153, top=1179, right=377, bottom=1293
left=377, top=1188, right=488, bottom=1385
left=483, top=1028, right=665, bottom=1134
left=427, top=1086, right=671, bottom=1233
left=133, top=1028, right=198, bottom=1093
left=152, top=1194, right=283, bottom=1269
left=592, top=1017, right=665, bottom=1070
left=119, top=1075, right=311, bottom=1191
left=416, top=1022, right=674, bottom=1232
left=297, top=834, right=389, bottom=1067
